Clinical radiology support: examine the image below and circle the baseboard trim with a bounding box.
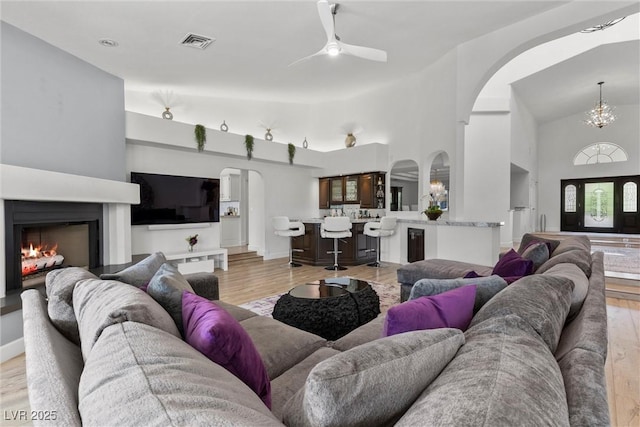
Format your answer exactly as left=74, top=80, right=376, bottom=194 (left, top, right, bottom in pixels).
left=1, top=338, right=24, bottom=363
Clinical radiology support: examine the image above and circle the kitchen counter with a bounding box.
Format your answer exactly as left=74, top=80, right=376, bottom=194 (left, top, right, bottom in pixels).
left=397, top=218, right=503, bottom=227
left=291, top=221, right=378, bottom=266
left=296, top=217, right=380, bottom=224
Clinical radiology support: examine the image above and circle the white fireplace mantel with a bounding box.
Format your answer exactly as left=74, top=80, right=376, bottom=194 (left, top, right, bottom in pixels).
left=0, top=164, right=140, bottom=299
left=0, top=164, right=138, bottom=204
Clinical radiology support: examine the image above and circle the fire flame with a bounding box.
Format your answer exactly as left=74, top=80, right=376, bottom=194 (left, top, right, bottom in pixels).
left=21, top=243, right=61, bottom=276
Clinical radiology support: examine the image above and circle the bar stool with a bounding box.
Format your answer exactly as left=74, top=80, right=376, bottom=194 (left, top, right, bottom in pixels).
left=364, top=217, right=397, bottom=267
left=321, top=216, right=352, bottom=271
left=272, top=216, right=305, bottom=267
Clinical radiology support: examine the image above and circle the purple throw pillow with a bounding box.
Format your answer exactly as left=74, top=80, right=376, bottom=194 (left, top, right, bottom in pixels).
left=182, top=291, right=271, bottom=408
left=492, top=249, right=534, bottom=280
left=464, top=271, right=482, bottom=279
left=383, top=285, right=477, bottom=337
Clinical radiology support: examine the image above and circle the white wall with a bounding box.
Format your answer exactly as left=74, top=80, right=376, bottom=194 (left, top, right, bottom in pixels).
left=125, top=119, right=320, bottom=260
left=538, top=104, right=640, bottom=231
left=464, top=112, right=512, bottom=245
left=1, top=22, right=125, bottom=181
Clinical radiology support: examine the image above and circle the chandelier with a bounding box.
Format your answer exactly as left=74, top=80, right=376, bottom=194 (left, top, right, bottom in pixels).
left=584, top=82, right=616, bottom=129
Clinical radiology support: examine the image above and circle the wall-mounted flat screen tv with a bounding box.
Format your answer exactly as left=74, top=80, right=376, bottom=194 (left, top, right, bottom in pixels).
left=130, top=172, right=220, bottom=225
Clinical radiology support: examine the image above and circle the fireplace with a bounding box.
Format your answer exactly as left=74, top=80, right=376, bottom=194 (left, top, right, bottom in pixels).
left=4, top=201, right=103, bottom=293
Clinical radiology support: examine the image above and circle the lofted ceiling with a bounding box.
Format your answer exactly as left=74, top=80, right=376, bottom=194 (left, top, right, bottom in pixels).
left=1, top=0, right=568, bottom=103
left=512, top=40, right=640, bottom=124
left=1, top=1, right=637, bottom=131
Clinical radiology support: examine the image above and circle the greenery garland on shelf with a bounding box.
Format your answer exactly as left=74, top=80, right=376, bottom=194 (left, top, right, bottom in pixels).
left=194, top=124, right=206, bottom=152
left=288, top=143, right=296, bottom=165
left=244, top=134, right=254, bottom=160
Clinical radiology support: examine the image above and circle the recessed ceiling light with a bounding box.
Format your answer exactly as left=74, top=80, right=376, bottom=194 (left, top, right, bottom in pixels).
left=98, top=38, right=119, bottom=48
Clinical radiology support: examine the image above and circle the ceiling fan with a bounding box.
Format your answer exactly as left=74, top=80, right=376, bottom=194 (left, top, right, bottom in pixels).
left=289, top=0, right=387, bottom=66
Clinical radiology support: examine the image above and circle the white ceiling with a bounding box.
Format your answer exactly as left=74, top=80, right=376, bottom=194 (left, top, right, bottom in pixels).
left=1, top=1, right=568, bottom=103
left=1, top=1, right=637, bottom=126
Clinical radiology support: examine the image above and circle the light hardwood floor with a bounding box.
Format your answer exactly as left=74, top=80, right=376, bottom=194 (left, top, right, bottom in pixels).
left=1, top=258, right=638, bottom=426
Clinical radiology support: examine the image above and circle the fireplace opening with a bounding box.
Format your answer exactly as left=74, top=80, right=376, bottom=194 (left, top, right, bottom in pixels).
left=5, top=200, right=103, bottom=293
left=21, top=223, right=91, bottom=288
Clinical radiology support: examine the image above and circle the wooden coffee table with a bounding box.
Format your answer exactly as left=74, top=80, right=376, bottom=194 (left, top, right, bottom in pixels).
left=272, top=277, right=380, bottom=340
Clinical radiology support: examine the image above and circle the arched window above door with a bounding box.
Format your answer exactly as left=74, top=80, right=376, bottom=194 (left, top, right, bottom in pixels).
left=573, top=143, right=627, bottom=165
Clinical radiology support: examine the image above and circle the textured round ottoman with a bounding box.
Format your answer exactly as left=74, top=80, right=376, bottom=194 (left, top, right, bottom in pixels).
left=272, top=278, right=380, bottom=340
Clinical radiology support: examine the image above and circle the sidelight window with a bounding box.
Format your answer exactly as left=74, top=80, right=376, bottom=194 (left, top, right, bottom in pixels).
left=564, top=185, right=577, bottom=212
left=623, top=182, right=638, bottom=212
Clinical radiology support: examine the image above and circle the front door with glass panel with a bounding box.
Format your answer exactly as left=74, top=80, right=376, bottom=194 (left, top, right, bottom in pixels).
left=561, top=175, right=639, bottom=234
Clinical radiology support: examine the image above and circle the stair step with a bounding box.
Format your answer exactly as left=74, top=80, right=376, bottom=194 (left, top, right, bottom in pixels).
left=228, top=251, right=263, bottom=263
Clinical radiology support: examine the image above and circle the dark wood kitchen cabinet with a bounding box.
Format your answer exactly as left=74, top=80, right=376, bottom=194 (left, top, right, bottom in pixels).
left=319, top=178, right=330, bottom=209
left=319, top=172, right=385, bottom=208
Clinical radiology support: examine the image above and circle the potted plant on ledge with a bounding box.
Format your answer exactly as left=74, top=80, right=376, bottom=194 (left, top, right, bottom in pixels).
left=424, top=204, right=443, bottom=221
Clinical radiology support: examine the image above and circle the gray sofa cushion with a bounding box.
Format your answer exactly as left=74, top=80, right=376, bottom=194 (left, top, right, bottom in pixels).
left=542, top=263, right=589, bottom=321
left=73, top=279, right=180, bottom=359
left=537, top=247, right=592, bottom=277
left=330, top=314, right=385, bottom=351
left=21, top=289, right=84, bottom=427
left=146, top=262, right=194, bottom=335
left=45, top=267, right=98, bottom=344
left=79, top=321, right=283, bottom=426
left=270, top=347, right=340, bottom=421
left=470, top=274, right=573, bottom=354
left=552, top=234, right=591, bottom=256
left=215, top=300, right=259, bottom=322
left=183, top=272, right=219, bottom=300
left=397, top=258, right=493, bottom=285
left=558, top=348, right=610, bottom=426
left=99, top=252, right=166, bottom=287
left=283, top=328, right=464, bottom=427
left=240, top=316, right=327, bottom=379
left=396, top=315, right=569, bottom=427
left=555, top=252, right=608, bottom=362
left=409, top=275, right=508, bottom=314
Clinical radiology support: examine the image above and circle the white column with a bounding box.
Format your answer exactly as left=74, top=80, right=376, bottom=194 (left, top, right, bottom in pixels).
left=103, top=203, right=132, bottom=265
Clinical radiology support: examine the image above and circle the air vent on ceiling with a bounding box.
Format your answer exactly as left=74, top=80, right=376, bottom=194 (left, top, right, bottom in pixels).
left=180, top=33, right=215, bottom=50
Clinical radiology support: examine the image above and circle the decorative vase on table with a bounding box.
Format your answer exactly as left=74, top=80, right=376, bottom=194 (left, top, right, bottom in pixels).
left=186, top=234, right=198, bottom=252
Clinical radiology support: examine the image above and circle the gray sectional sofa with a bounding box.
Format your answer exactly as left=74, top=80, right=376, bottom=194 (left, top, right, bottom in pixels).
left=22, top=234, right=608, bottom=426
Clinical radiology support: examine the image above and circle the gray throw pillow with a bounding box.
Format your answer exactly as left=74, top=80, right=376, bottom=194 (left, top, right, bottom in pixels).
left=99, top=252, right=166, bottom=287
left=146, top=263, right=194, bottom=335
left=45, top=267, right=99, bottom=344
left=73, top=278, right=180, bottom=360
left=517, top=233, right=561, bottom=255
left=470, top=274, right=573, bottom=353
left=409, top=275, right=508, bottom=314
left=521, top=241, right=550, bottom=271
left=282, top=328, right=464, bottom=427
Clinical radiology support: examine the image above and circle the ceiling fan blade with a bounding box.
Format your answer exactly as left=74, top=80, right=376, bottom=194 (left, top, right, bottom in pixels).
left=317, top=0, right=336, bottom=43
left=339, top=42, right=387, bottom=62
left=288, top=47, right=327, bottom=67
